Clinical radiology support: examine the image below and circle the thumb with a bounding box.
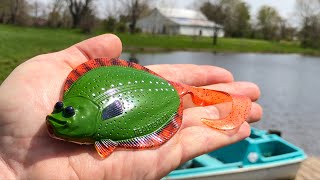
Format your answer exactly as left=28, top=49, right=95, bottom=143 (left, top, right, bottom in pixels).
left=60, top=34, right=122, bottom=69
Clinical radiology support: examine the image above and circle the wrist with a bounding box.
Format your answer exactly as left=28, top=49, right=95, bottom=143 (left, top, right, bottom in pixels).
left=0, top=156, right=16, bottom=179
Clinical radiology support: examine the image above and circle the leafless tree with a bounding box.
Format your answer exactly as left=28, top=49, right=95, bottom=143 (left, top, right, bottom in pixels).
left=8, top=0, right=29, bottom=24
left=31, top=0, right=46, bottom=26
left=296, top=0, right=320, bottom=19
left=47, top=0, right=65, bottom=27
left=295, top=0, right=320, bottom=48
left=120, top=0, right=150, bottom=34
left=32, top=0, right=39, bottom=18
left=66, top=0, right=94, bottom=28
left=0, top=0, right=29, bottom=24
left=0, top=0, right=10, bottom=23
left=102, top=1, right=123, bottom=20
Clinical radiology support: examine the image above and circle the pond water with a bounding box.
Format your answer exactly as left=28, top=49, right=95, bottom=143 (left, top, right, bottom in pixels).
left=121, top=51, right=320, bottom=156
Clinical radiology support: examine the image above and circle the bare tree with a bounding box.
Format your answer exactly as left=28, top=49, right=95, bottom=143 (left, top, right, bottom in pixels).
left=0, top=0, right=11, bottom=23
left=120, top=0, right=150, bottom=34
left=103, top=1, right=123, bottom=20
left=295, top=0, right=320, bottom=48
left=60, top=7, right=72, bottom=28
left=66, top=0, right=93, bottom=28
left=32, top=0, right=39, bottom=18
left=8, top=0, right=29, bottom=24
left=296, top=0, right=320, bottom=19
left=48, top=0, right=65, bottom=27
left=31, top=0, right=46, bottom=26
left=79, top=7, right=96, bottom=33
left=0, top=0, right=30, bottom=25
left=279, top=18, right=296, bottom=41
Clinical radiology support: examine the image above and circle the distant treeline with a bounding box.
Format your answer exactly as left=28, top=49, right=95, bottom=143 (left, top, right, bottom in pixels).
left=200, top=0, right=320, bottom=49
left=0, top=0, right=149, bottom=34
left=0, top=0, right=319, bottom=49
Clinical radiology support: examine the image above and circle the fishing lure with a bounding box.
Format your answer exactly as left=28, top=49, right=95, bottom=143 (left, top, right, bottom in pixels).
left=46, top=58, right=251, bottom=158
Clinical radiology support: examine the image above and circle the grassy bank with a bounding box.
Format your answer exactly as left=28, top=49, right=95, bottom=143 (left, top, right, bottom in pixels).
left=118, top=33, right=318, bottom=55
left=0, top=24, right=319, bottom=83
left=0, top=25, right=90, bottom=83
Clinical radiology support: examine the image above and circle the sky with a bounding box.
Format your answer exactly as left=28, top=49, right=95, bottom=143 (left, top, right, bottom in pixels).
left=102, top=0, right=297, bottom=24
left=244, top=0, right=295, bottom=17
left=172, top=0, right=296, bottom=21
left=36, top=0, right=298, bottom=24
left=172, top=0, right=295, bottom=16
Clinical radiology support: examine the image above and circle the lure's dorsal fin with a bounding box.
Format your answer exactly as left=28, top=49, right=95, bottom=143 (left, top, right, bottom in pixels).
left=94, top=139, right=118, bottom=158
left=118, top=103, right=183, bottom=149
left=64, top=58, right=163, bottom=92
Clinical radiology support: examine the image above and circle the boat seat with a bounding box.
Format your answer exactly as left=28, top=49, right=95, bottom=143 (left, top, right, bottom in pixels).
left=194, top=154, right=223, bottom=167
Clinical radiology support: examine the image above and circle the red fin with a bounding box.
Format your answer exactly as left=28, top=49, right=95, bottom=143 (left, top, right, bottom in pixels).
left=64, top=58, right=163, bottom=92
left=94, top=139, right=118, bottom=158
left=178, top=84, right=251, bottom=130
left=118, top=102, right=183, bottom=149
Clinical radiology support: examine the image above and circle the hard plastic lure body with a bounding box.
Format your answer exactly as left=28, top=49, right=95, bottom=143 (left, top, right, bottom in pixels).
left=46, top=58, right=251, bottom=158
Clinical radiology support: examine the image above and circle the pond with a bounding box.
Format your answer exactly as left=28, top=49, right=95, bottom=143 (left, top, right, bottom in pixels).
left=121, top=51, right=320, bottom=156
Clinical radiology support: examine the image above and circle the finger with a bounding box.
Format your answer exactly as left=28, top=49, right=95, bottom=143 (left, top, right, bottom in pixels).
left=147, top=64, right=234, bottom=86
left=203, top=81, right=261, bottom=101
left=61, top=34, right=122, bottom=68
left=248, top=102, right=263, bottom=123
left=181, top=102, right=261, bottom=130
left=177, top=122, right=250, bottom=163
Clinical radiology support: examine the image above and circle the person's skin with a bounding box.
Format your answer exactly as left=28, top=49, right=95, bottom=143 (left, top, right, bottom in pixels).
left=0, top=34, right=262, bottom=180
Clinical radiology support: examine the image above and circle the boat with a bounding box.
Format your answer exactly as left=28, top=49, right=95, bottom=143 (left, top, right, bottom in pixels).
left=164, top=128, right=307, bottom=180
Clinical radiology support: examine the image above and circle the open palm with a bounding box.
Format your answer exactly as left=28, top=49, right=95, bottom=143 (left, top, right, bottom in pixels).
left=0, top=34, right=262, bottom=179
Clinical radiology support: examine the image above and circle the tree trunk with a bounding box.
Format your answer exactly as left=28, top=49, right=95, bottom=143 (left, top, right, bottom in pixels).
left=129, top=20, right=136, bottom=34
left=68, top=0, right=92, bottom=28
left=129, top=0, right=138, bottom=34
left=71, top=14, right=80, bottom=28
left=213, top=28, right=218, bottom=45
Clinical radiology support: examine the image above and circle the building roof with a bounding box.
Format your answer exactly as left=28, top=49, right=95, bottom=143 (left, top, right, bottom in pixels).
left=157, top=8, right=221, bottom=28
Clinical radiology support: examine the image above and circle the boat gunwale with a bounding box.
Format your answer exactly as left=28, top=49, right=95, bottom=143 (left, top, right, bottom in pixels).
left=165, top=157, right=307, bottom=179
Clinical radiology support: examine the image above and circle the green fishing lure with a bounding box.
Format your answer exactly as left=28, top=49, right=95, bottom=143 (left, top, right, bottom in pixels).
left=46, top=58, right=251, bottom=158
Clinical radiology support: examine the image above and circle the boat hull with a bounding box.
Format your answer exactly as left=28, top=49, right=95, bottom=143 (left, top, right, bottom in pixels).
left=164, top=128, right=307, bottom=180
left=164, top=159, right=304, bottom=180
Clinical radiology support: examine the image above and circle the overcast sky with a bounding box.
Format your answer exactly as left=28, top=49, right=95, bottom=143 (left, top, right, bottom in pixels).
left=36, top=0, right=297, bottom=23
left=172, top=0, right=295, bottom=16
left=104, top=0, right=297, bottom=22
left=171, top=0, right=296, bottom=20
left=245, top=0, right=295, bottom=18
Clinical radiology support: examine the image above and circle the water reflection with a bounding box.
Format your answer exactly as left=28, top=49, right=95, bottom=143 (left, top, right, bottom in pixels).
left=128, top=52, right=139, bottom=63
left=121, top=51, right=320, bottom=156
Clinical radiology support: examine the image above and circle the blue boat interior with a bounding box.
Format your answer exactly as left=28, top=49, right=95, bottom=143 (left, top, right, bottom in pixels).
left=167, top=128, right=307, bottom=178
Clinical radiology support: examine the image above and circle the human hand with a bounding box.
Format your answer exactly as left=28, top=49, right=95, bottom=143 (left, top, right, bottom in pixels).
left=0, top=34, right=262, bottom=179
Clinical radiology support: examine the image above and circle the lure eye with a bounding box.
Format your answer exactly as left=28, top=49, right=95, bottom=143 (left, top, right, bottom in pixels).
left=64, top=106, right=75, bottom=117
left=54, top=102, right=63, bottom=111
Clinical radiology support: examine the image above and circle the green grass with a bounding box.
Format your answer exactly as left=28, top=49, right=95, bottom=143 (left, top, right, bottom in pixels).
left=118, top=33, right=318, bottom=54
left=0, top=24, right=319, bottom=83
left=0, top=25, right=90, bottom=83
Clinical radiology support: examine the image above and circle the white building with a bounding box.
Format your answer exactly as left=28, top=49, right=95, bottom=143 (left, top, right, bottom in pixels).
left=136, top=8, right=224, bottom=37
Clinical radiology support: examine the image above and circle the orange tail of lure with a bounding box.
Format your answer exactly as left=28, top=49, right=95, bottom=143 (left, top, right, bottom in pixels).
left=174, top=82, right=251, bottom=130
